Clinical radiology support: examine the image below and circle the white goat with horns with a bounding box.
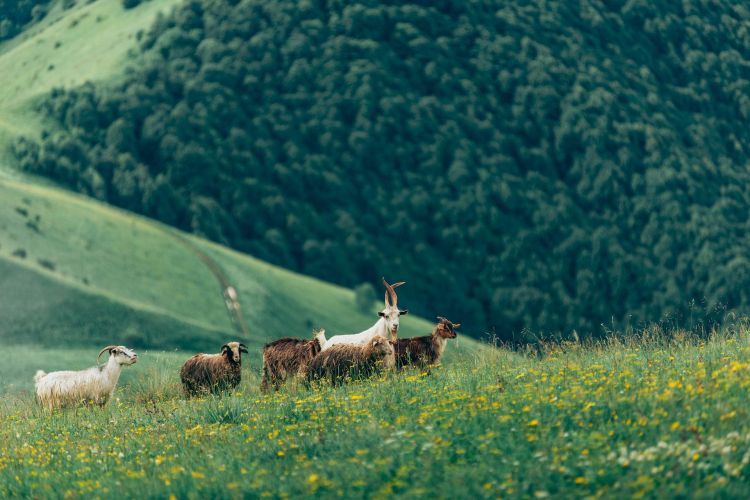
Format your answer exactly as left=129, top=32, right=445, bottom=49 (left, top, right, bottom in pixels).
left=321, top=278, right=408, bottom=351
left=34, top=345, right=138, bottom=410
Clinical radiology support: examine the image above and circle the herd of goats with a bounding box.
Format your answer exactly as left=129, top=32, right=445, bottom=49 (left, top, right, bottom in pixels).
left=32, top=279, right=461, bottom=410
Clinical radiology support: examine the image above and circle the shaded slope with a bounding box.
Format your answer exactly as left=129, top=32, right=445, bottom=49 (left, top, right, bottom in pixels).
left=0, top=256, right=227, bottom=351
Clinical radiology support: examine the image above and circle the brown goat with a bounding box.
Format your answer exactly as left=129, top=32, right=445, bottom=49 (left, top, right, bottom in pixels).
left=392, top=317, right=459, bottom=369
left=260, top=329, right=326, bottom=392
left=305, top=335, right=395, bottom=386
left=180, top=341, right=248, bottom=396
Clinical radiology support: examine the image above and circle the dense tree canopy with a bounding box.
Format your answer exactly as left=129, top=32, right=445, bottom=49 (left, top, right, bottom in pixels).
left=15, top=0, right=750, bottom=339
left=122, top=0, right=145, bottom=9
left=0, top=0, right=51, bottom=41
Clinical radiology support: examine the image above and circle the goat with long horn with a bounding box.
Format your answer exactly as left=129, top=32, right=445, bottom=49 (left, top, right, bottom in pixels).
left=321, top=278, right=408, bottom=351
left=34, top=345, right=138, bottom=410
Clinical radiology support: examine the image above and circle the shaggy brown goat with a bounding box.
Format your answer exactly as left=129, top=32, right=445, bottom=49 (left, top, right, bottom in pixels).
left=260, top=329, right=326, bottom=392
left=392, top=317, right=459, bottom=369
left=305, top=335, right=395, bottom=386
left=180, top=341, right=248, bottom=396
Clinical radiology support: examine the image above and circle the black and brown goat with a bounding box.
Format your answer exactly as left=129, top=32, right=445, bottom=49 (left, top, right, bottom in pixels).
left=260, top=329, right=326, bottom=392
left=180, top=341, right=248, bottom=396
left=391, top=317, right=459, bottom=369
left=305, top=335, right=395, bottom=386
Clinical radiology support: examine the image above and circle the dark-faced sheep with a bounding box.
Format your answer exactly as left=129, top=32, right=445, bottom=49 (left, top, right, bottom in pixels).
left=305, top=335, right=395, bottom=386
left=392, top=317, right=459, bottom=369
left=180, top=341, right=248, bottom=396
left=261, top=329, right=326, bottom=392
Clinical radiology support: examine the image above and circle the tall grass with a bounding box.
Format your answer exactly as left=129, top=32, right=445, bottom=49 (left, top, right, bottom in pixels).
left=3, top=327, right=750, bottom=497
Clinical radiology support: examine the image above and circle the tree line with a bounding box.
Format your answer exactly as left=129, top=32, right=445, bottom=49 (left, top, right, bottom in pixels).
left=0, top=0, right=52, bottom=41
left=14, top=0, right=750, bottom=340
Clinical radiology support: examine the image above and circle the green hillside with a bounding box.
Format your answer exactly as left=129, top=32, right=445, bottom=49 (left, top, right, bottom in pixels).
left=0, top=0, right=482, bottom=393
left=13, top=0, right=750, bottom=339
left=0, top=176, right=479, bottom=360
left=7, top=4, right=750, bottom=499
left=0, top=166, right=480, bottom=394
left=0, top=0, right=183, bottom=166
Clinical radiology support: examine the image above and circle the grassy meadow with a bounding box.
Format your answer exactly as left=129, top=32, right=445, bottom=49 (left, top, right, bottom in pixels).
left=3, top=327, right=750, bottom=497
left=0, top=175, right=459, bottom=353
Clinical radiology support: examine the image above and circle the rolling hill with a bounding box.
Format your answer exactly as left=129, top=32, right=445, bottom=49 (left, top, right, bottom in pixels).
left=0, top=0, right=482, bottom=392
left=0, top=174, right=481, bottom=392
left=4, top=3, right=750, bottom=498
left=12, top=0, right=750, bottom=339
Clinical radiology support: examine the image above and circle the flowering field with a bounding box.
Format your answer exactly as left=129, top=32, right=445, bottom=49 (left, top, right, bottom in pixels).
left=3, top=330, right=750, bottom=498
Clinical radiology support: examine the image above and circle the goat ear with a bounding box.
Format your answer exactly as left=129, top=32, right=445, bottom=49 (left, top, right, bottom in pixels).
left=378, top=311, right=386, bottom=317
left=221, top=344, right=230, bottom=352
left=399, top=309, right=408, bottom=315
left=453, top=323, right=461, bottom=329
left=239, top=346, right=248, bottom=353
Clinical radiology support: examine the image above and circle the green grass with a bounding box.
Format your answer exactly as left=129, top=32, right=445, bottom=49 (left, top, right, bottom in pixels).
left=4, top=328, right=750, bottom=497
left=0, top=0, right=183, bottom=167
left=0, top=176, right=481, bottom=355
left=0, top=178, right=231, bottom=331
left=0, top=258, right=233, bottom=356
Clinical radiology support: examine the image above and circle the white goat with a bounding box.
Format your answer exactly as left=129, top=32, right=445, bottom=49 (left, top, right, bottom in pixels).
left=321, top=278, right=408, bottom=351
left=34, top=345, right=138, bottom=410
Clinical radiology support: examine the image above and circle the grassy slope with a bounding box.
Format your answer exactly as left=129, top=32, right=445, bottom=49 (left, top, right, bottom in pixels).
left=0, top=166, right=481, bottom=393
left=0, top=174, right=477, bottom=344
left=0, top=0, right=183, bottom=167
left=2, top=330, right=750, bottom=498
left=0, top=178, right=230, bottom=330
left=0, top=0, right=482, bottom=392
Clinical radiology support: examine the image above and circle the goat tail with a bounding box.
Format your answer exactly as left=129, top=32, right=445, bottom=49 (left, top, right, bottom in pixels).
left=34, top=370, right=46, bottom=384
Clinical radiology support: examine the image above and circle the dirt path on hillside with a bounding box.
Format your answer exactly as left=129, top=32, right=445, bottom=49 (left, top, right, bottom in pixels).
left=0, top=175, right=252, bottom=342
left=164, top=228, right=251, bottom=341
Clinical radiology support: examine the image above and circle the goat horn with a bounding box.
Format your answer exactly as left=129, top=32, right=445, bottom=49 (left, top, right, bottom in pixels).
left=382, top=277, right=392, bottom=308
left=383, top=278, right=404, bottom=307
left=97, top=345, right=118, bottom=365
left=392, top=282, right=405, bottom=306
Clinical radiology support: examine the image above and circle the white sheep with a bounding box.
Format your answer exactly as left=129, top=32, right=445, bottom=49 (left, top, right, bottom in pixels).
left=34, top=345, right=138, bottom=410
